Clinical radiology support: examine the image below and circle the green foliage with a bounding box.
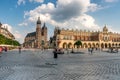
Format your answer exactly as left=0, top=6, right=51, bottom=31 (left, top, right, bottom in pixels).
left=74, top=40, right=82, bottom=48
left=0, top=34, right=20, bottom=46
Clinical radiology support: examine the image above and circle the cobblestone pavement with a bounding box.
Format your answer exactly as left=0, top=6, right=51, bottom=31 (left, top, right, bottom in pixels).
left=1, top=49, right=120, bottom=80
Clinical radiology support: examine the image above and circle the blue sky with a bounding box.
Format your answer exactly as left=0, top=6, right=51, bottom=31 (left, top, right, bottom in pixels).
left=0, top=0, right=120, bottom=43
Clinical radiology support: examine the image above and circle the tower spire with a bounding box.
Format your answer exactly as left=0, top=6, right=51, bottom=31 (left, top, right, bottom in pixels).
left=37, top=16, right=41, bottom=24
left=44, top=22, right=45, bottom=26
left=43, top=22, right=46, bottom=27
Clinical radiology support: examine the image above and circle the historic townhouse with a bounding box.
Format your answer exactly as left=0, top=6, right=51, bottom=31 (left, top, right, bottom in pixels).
left=0, top=22, right=15, bottom=40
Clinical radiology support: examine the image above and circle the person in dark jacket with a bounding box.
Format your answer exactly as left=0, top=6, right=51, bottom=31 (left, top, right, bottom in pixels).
left=19, top=47, right=21, bottom=53
left=53, top=48, right=58, bottom=58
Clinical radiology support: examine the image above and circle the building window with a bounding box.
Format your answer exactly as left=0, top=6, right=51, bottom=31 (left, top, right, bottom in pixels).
left=63, top=36, right=67, bottom=40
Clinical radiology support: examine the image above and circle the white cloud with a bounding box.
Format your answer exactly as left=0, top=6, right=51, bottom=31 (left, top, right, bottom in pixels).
left=17, top=0, right=44, bottom=5
left=52, top=0, right=100, bottom=21
left=105, top=25, right=120, bottom=33
left=17, top=0, right=25, bottom=5
left=78, top=14, right=100, bottom=29
left=20, top=0, right=102, bottom=31
left=18, top=22, right=28, bottom=26
left=14, top=31, right=22, bottom=39
left=29, top=0, right=44, bottom=3
left=88, top=3, right=102, bottom=12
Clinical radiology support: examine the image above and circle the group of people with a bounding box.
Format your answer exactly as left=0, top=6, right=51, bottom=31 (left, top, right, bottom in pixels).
left=109, top=47, right=118, bottom=53
left=0, top=47, right=8, bottom=53
left=0, top=46, right=22, bottom=53
left=88, top=47, right=94, bottom=54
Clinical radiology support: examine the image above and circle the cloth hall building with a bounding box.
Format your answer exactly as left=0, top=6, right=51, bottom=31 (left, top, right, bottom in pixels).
left=52, top=26, right=120, bottom=49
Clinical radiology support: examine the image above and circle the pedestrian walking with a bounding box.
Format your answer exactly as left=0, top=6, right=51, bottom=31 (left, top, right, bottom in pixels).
left=19, top=47, right=21, bottom=53
left=88, top=48, right=90, bottom=53
left=89, top=48, right=93, bottom=54
left=53, top=48, right=58, bottom=58
left=91, top=47, right=94, bottom=54
left=115, top=48, right=118, bottom=53
left=71, top=47, right=74, bottom=53
left=4, top=47, right=7, bottom=52
left=96, top=47, right=97, bottom=50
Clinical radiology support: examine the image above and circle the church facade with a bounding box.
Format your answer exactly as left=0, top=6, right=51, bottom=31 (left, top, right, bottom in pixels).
left=23, top=17, right=47, bottom=48
left=0, top=22, right=15, bottom=40
left=52, top=26, right=120, bottom=49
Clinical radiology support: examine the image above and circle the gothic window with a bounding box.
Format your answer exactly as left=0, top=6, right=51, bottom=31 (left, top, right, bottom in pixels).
left=41, top=40, right=44, bottom=45
left=104, top=37, right=107, bottom=41
left=63, top=36, right=67, bottom=40
left=65, top=36, right=67, bottom=40
left=67, top=36, right=69, bottom=40
left=71, top=36, right=73, bottom=40
left=74, top=36, right=77, bottom=40
left=103, top=35, right=110, bottom=41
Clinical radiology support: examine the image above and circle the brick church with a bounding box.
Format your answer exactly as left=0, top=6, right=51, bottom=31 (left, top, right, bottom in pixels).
left=23, top=17, right=47, bottom=48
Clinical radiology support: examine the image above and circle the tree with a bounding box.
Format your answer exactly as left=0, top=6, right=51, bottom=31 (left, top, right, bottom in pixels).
left=0, top=34, right=20, bottom=46
left=74, top=40, right=82, bottom=51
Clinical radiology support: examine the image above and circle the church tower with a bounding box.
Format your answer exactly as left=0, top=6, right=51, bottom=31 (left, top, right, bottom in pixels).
left=36, top=17, right=41, bottom=48
left=42, top=23, right=47, bottom=42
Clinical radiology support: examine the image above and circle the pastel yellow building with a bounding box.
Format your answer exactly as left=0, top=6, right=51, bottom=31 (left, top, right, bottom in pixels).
left=52, top=26, right=120, bottom=49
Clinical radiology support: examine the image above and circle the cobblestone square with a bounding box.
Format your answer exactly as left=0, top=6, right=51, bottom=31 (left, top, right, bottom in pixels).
left=0, top=49, right=120, bottom=80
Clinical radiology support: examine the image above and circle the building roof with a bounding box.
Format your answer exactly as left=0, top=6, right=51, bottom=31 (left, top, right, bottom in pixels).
left=103, top=25, right=108, bottom=32
left=26, top=32, right=36, bottom=37
left=27, top=39, right=35, bottom=43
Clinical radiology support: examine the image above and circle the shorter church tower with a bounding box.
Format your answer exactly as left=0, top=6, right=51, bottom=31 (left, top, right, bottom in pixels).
left=42, top=23, right=47, bottom=41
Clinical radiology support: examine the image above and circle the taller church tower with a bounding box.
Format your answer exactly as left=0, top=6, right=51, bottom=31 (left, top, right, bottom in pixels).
left=36, top=17, right=41, bottom=48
